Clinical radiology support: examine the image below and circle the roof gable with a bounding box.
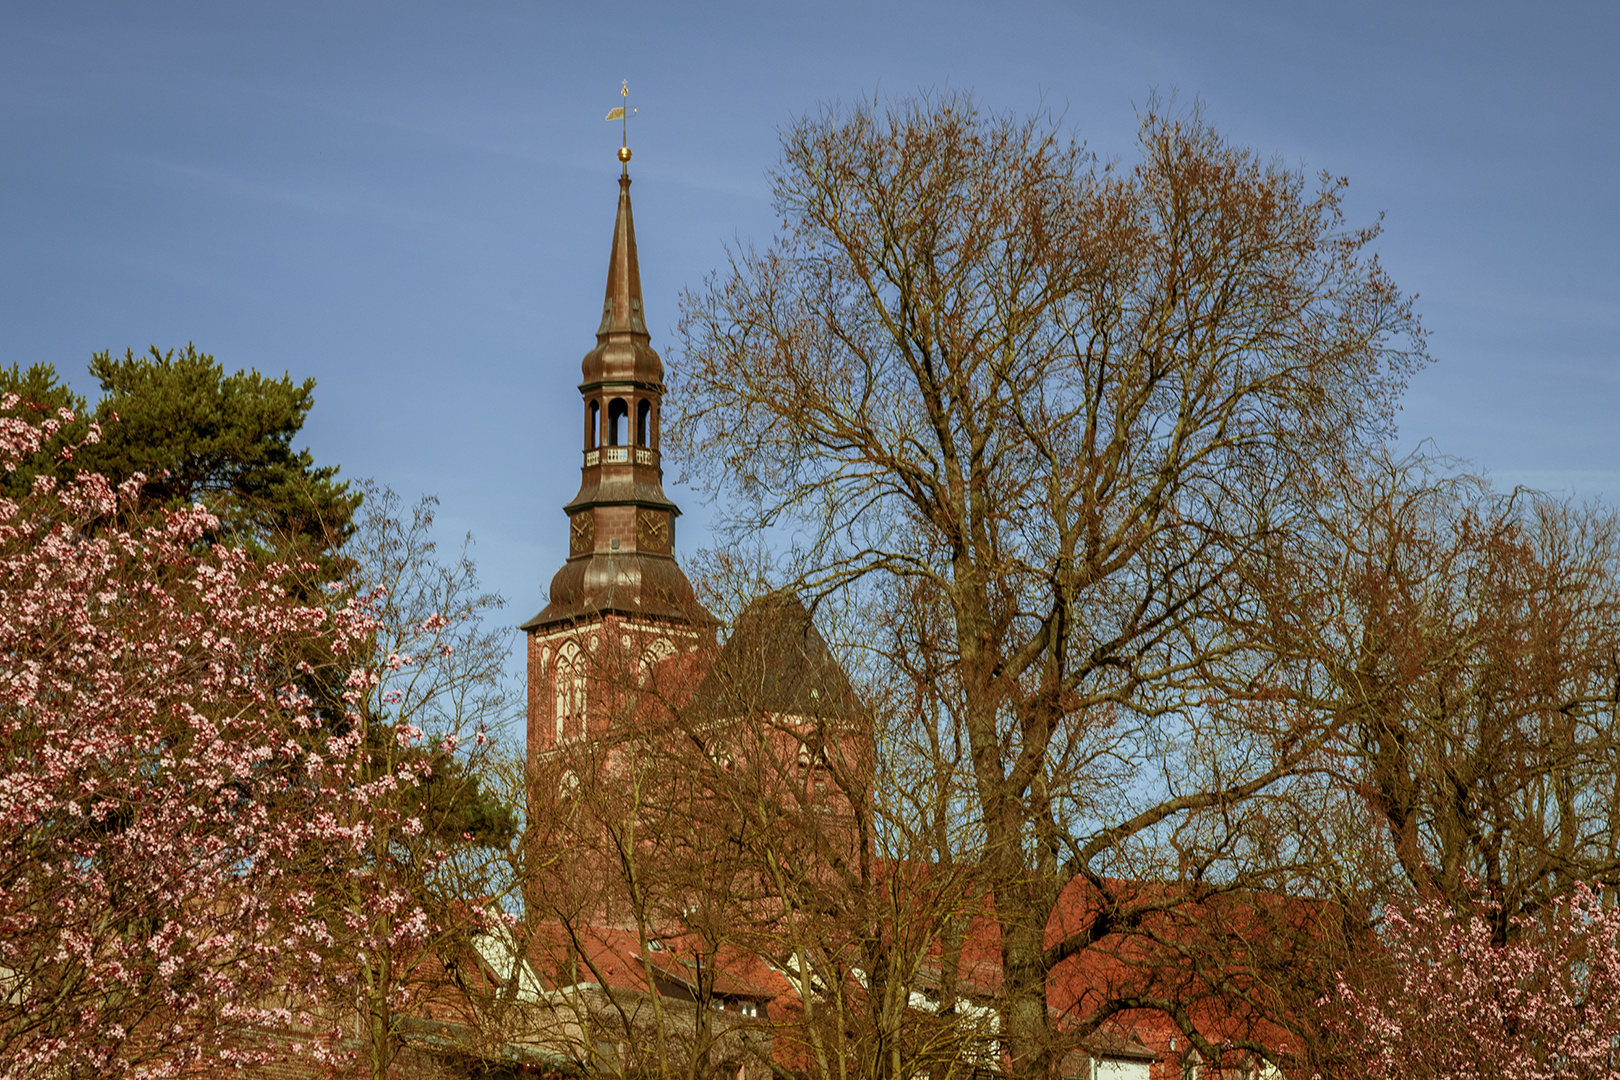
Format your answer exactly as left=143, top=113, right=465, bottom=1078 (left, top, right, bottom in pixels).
left=687, top=591, right=864, bottom=721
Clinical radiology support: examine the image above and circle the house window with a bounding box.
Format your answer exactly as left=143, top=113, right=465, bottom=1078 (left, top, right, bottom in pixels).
left=798, top=745, right=831, bottom=801
left=1095, top=1059, right=1151, bottom=1080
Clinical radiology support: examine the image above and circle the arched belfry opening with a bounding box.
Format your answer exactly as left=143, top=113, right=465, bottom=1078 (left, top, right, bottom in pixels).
left=636, top=399, right=651, bottom=447
left=607, top=398, right=628, bottom=446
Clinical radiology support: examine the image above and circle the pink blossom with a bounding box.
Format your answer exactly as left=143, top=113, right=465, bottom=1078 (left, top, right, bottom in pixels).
left=0, top=403, right=429, bottom=1078
left=1332, top=881, right=1620, bottom=1080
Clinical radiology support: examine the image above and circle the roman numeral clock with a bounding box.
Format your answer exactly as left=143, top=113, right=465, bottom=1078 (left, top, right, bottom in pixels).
left=637, top=508, right=669, bottom=553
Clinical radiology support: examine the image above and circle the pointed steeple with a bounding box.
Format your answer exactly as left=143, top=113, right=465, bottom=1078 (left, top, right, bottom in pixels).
left=578, top=171, right=661, bottom=389
left=597, top=173, right=650, bottom=341
left=522, top=161, right=713, bottom=633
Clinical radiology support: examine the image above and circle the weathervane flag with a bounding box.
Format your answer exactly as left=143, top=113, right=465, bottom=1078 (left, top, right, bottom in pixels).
left=605, top=80, right=634, bottom=166
left=606, top=79, right=630, bottom=123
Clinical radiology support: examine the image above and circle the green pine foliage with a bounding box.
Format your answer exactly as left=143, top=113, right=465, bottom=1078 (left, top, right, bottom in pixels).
left=1, top=345, right=357, bottom=582
left=369, top=722, right=519, bottom=849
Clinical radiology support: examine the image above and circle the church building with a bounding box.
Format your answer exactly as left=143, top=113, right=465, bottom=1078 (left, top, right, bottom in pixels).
left=517, top=146, right=865, bottom=796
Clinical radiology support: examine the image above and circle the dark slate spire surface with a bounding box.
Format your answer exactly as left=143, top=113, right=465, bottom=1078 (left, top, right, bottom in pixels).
left=686, top=592, right=865, bottom=722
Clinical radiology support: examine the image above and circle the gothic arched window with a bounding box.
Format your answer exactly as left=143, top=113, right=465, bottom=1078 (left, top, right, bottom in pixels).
left=638, top=636, right=677, bottom=685
left=554, top=642, right=586, bottom=739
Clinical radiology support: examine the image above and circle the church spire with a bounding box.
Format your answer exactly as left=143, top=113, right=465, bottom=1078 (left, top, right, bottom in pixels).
left=591, top=170, right=654, bottom=367
left=598, top=145, right=648, bottom=341
left=522, top=155, right=712, bottom=634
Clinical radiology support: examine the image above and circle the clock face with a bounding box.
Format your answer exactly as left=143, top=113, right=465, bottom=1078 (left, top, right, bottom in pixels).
left=637, top=509, right=669, bottom=552
left=569, top=513, right=594, bottom=555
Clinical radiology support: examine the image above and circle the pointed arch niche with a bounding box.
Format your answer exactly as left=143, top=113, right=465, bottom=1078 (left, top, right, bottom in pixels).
left=553, top=641, right=586, bottom=740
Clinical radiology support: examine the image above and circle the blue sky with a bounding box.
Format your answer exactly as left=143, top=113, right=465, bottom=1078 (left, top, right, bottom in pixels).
left=3, top=0, right=1617, bottom=669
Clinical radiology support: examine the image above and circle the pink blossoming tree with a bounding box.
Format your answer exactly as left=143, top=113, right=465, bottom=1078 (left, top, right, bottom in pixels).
left=1333, top=883, right=1620, bottom=1080
left=0, top=397, right=408, bottom=1078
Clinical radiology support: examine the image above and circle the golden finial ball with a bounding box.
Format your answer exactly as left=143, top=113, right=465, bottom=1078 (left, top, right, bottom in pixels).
left=618, top=146, right=632, bottom=163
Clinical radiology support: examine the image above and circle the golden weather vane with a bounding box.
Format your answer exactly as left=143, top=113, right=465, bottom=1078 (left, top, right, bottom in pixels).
left=604, top=80, right=636, bottom=169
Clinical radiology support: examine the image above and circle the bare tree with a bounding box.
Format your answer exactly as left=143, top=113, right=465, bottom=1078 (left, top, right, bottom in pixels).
left=518, top=579, right=1000, bottom=1080
left=1242, top=451, right=1620, bottom=937
left=672, top=93, right=1426, bottom=1080
left=662, top=588, right=997, bottom=1080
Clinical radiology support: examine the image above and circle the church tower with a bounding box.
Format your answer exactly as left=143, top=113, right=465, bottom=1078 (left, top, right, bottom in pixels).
left=522, top=148, right=715, bottom=761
